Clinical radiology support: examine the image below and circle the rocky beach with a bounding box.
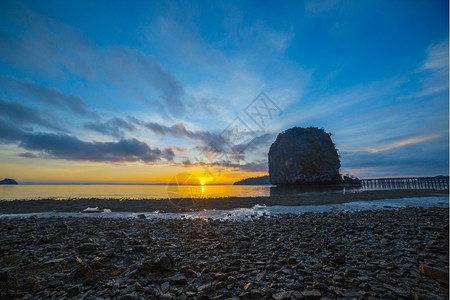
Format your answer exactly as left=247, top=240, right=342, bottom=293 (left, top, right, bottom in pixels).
left=0, top=205, right=448, bottom=299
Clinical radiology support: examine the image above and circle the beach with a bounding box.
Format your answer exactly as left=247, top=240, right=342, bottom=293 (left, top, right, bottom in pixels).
left=0, top=206, right=448, bottom=299
left=0, top=189, right=447, bottom=214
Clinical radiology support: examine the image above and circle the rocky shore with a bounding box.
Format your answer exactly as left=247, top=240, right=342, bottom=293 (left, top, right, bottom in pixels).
left=0, top=206, right=448, bottom=299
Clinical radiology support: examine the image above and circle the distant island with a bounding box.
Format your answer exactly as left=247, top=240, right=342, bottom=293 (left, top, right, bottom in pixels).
left=233, top=175, right=270, bottom=185
left=0, top=178, right=18, bottom=185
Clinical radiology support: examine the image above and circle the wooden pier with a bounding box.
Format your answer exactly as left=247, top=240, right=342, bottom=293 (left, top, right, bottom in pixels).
left=361, top=177, right=449, bottom=191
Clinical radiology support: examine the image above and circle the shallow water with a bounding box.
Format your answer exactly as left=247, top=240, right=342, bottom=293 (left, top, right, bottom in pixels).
left=0, top=184, right=363, bottom=200
left=1, top=196, right=447, bottom=220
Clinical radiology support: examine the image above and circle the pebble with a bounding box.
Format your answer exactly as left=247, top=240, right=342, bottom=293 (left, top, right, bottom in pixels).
left=0, top=207, right=447, bottom=299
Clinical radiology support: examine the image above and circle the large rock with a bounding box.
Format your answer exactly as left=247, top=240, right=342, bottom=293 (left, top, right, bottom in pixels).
left=268, top=127, right=343, bottom=185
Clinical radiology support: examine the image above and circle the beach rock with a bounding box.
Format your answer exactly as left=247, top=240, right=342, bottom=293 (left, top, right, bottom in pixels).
left=272, top=291, right=292, bottom=299
left=120, top=294, right=140, bottom=300
left=0, top=206, right=448, bottom=299
left=301, top=289, right=321, bottom=299
left=215, top=281, right=227, bottom=290
left=268, top=127, right=343, bottom=185
left=243, top=282, right=254, bottom=292
left=154, top=253, right=175, bottom=272
left=419, top=265, right=449, bottom=281
left=78, top=243, right=98, bottom=252
left=165, top=275, right=187, bottom=285
left=66, top=285, right=81, bottom=296
left=184, top=269, right=199, bottom=278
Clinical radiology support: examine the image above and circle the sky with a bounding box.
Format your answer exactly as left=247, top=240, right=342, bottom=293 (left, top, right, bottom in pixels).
left=0, top=0, right=448, bottom=184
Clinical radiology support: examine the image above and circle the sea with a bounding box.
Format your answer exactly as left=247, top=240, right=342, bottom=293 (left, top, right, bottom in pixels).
left=0, top=184, right=448, bottom=220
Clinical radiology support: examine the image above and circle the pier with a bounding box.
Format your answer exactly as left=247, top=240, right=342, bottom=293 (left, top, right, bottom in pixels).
left=361, top=177, right=449, bottom=191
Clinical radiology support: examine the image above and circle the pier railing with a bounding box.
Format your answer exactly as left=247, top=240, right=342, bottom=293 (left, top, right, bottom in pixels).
left=361, top=177, right=449, bottom=191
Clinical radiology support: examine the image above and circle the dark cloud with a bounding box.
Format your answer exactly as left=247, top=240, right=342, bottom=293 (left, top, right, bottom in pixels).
left=178, top=158, right=268, bottom=173
left=0, top=98, right=63, bottom=130
left=0, top=119, right=174, bottom=163
left=0, top=76, right=90, bottom=116
left=131, top=118, right=275, bottom=155
left=84, top=117, right=136, bottom=138
left=17, top=152, right=38, bottom=158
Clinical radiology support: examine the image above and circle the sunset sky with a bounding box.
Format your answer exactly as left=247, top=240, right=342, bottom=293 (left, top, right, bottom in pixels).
left=0, top=0, right=448, bottom=184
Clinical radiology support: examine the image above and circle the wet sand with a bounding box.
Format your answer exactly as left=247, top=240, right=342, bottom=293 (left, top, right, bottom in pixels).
left=0, top=189, right=447, bottom=214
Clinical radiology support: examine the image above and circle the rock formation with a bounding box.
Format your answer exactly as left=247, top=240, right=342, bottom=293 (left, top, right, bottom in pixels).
left=268, top=127, right=343, bottom=185
left=233, top=175, right=270, bottom=185
left=0, top=178, right=18, bottom=185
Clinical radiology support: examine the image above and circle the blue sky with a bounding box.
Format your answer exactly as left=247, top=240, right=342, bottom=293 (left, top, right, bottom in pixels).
left=0, top=0, right=448, bottom=183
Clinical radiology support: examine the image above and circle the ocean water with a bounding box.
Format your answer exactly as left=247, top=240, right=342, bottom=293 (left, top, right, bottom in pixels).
left=0, top=184, right=363, bottom=201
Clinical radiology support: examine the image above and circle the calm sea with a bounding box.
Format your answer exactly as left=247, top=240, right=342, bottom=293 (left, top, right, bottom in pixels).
left=0, top=184, right=362, bottom=201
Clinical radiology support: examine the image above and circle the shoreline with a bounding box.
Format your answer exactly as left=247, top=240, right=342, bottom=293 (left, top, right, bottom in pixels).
left=0, top=190, right=447, bottom=214
left=0, top=206, right=448, bottom=298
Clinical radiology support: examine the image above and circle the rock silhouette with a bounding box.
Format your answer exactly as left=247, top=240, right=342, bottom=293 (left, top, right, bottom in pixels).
left=0, top=178, right=18, bottom=185
left=233, top=175, right=270, bottom=185
left=269, top=127, right=343, bottom=185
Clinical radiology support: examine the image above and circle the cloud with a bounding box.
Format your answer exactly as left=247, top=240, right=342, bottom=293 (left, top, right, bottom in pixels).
left=0, top=76, right=90, bottom=116
left=107, top=47, right=187, bottom=117
left=135, top=119, right=275, bottom=156
left=0, top=98, right=63, bottom=130
left=178, top=157, right=268, bottom=173
left=422, top=40, right=449, bottom=73
left=0, top=7, right=187, bottom=118
left=367, top=134, right=441, bottom=153
left=17, top=152, right=38, bottom=158
left=84, top=117, right=136, bottom=138
left=170, top=145, right=188, bottom=153
left=400, top=39, right=449, bottom=99
left=0, top=119, right=174, bottom=163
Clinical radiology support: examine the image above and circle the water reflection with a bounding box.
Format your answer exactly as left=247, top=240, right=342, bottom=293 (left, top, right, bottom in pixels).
left=270, top=185, right=362, bottom=196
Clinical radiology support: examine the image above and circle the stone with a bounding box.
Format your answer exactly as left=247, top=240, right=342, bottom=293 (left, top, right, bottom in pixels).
left=66, top=285, right=81, bottom=297
left=332, top=255, right=346, bottom=265
left=419, top=265, right=449, bottom=281
left=301, top=289, right=321, bottom=299
left=154, top=252, right=174, bottom=272
left=215, top=281, right=227, bottom=290
left=120, top=294, right=140, bottom=300
left=161, top=281, right=170, bottom=292
left=73, top=264, right=93, bottom=278
left=269, top=127, right=343, bottom=185
left=197, top=283, right=213, bottom=293
left=78, top=243, right=98, bottom=252
left=287, top=256, right=296, bottom=264
left=44, top=258, right=65, bottom=264
left=48, top=280, right=63, bottom=288
left=184, top=269, right=199, bottom=278
left=165, top=275, right=187, bottom=285
left=272, top=291, right=292, bottom=299
left=243, top=282, right=254, bottom=292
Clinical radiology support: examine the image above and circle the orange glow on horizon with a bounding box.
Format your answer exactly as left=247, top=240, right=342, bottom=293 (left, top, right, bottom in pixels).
left=0, top=152, right=266, bottom=184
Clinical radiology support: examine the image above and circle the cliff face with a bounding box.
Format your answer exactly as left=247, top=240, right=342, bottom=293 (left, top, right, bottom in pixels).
left=268, top=127, right=343, bottom=185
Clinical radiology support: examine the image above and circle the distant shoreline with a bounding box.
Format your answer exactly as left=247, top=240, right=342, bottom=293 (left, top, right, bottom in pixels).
left=0, top=189, right=447, bottom=214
